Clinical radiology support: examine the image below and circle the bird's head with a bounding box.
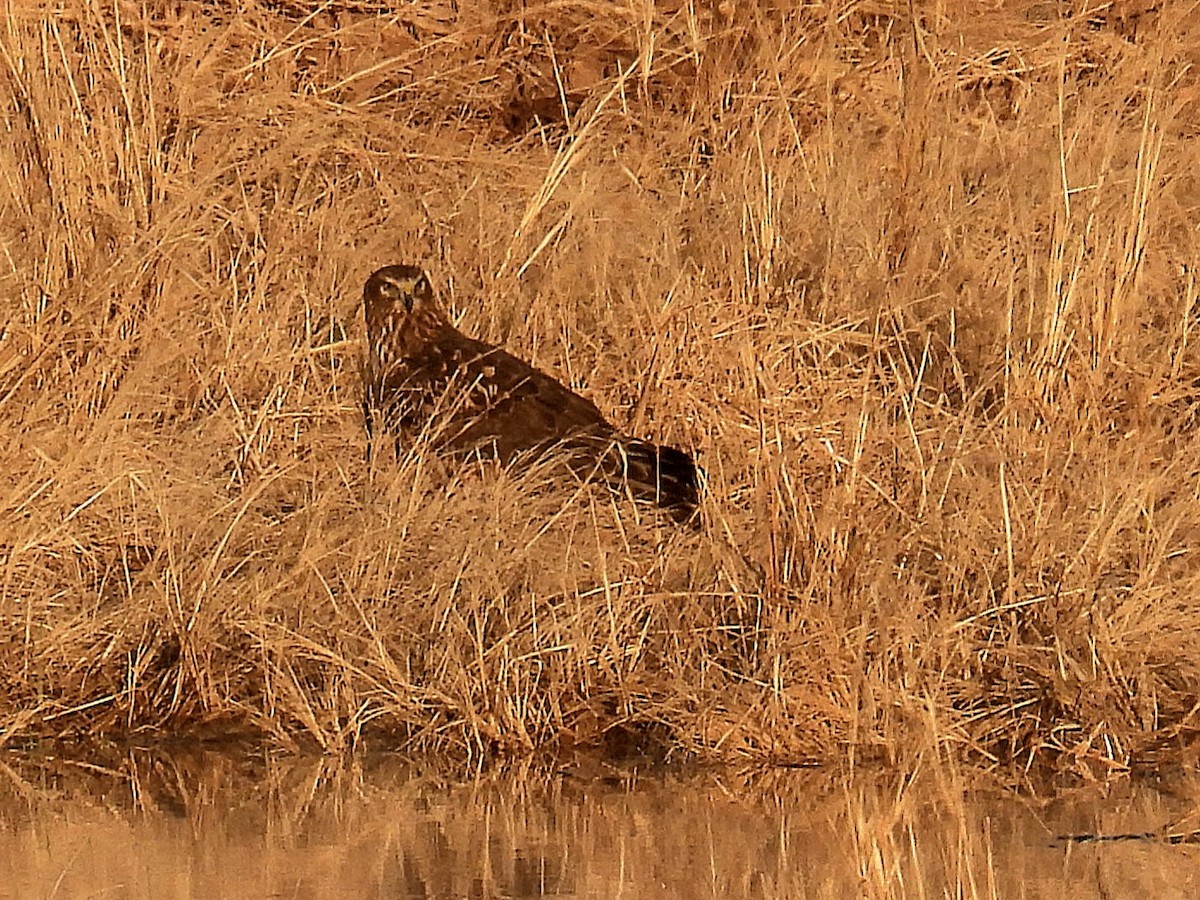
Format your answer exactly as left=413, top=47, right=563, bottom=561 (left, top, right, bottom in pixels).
left=363, top=264, right=450, bottom=370
left=363, top=264, right=437, bottom=320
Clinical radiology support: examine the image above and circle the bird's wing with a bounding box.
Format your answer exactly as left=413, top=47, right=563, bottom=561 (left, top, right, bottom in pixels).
left=394, top=333, right=616, bottom=459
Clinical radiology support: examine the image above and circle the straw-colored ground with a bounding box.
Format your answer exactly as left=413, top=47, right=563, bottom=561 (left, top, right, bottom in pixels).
left=2, top=0, right=1199, bottom=778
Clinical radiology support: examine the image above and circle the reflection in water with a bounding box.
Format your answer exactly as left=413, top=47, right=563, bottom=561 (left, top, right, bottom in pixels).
left=0, top=746, right=1197, bottom=899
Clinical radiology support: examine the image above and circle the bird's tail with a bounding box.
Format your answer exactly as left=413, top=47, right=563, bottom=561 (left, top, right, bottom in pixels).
left=602, top=438, right=701, bottom=523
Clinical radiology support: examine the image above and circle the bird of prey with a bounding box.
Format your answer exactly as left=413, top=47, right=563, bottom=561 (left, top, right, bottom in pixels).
left=362, top=264, right=700, bottom=522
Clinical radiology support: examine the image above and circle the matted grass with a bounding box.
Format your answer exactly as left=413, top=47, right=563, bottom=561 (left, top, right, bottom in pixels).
left=2, top=0, right=1200, bottom=779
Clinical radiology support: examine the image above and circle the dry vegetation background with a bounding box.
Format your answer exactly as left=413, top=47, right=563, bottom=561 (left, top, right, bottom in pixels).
left=2, top=0, right=1200, bottom=779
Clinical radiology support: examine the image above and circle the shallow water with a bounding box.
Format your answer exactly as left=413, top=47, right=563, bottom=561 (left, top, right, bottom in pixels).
left=0, top=746, right=1197, bottom=899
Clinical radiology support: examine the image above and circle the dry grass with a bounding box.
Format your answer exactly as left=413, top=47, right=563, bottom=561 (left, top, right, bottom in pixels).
left=2, top=0, right=1200, bottom=778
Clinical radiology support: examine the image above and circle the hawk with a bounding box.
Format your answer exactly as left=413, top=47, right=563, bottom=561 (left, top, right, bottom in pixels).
left=362, top=264, right=700, bottom=522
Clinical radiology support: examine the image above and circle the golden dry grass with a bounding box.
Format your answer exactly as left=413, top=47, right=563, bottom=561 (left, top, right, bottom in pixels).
left=2, top=0, right=1200, bottom=778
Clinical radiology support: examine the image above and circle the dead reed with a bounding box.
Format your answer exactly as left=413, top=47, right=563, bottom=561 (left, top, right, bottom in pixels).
left=1, top=0, right=1199, bottom=779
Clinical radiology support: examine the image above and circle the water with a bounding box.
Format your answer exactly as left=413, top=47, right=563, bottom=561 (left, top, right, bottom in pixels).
left=0, top=746, right=1195, bottom=898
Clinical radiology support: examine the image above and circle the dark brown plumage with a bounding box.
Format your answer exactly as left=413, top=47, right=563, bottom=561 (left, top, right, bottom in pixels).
left=362, top=264, right=700, bottom=522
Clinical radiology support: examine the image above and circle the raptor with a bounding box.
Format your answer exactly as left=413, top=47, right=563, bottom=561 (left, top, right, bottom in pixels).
left=362, top=265, right=700, bottom=522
